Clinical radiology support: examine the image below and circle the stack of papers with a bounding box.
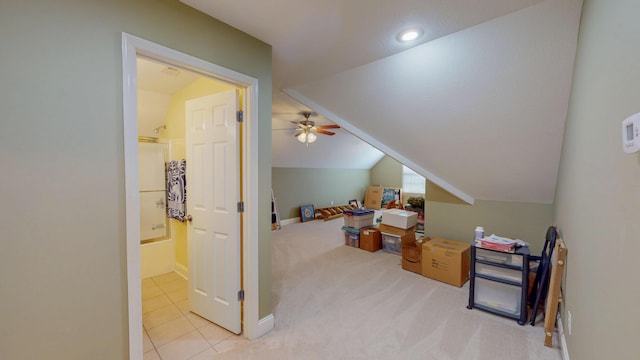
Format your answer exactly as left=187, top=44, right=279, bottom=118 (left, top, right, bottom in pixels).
left=477, top=234, right=523, bottom=253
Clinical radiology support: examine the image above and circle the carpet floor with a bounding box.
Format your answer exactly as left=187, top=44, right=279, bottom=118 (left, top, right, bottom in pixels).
left=214, top=217, right=563, bottom=360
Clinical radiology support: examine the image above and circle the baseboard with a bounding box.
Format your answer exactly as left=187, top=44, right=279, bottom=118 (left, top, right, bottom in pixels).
left=557, top=315, right=570, bottom=360
left=251, top=313, right=274, bottom=339
left=174, top=262, right=188, bottom=280
left=280, top=217, right=299, bottom=226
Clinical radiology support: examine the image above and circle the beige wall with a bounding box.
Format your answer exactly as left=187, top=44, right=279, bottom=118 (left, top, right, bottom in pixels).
left=554, top=1, right=639, bottom=358
left=372, top=156, right=553, bottom=253
left=272, top=168, right=370, bottom=219
left=0, top=1, right=271, bottom=358
left=425, top=181, right=468, bottom=205
left=425, top=200, right=553, bottom=254
left=370, top=155, right=403, bottom=188
left=161, top=78, right=236, bottom=269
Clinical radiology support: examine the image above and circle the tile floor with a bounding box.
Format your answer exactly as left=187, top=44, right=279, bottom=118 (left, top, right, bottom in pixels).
left=142, top=272, right=247, bottom=360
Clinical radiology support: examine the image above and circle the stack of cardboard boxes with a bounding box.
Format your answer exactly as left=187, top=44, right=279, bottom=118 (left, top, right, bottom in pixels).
left=357, top=186, right=472, bottom=287
left=377, top=209, right=425, bottom=274
left=379, top=209, right=418, bottom=255
left=379, top=206, right=471, bottom=288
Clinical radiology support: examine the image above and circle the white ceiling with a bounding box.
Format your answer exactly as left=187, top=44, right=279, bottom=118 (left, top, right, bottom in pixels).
left=136, top=57, right=201, bottom=138
left=181, top=0, right=583, bottom=204
left=137, top=48, right=383, bottom=169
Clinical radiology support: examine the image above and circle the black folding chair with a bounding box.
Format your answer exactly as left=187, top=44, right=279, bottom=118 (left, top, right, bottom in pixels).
left=529, top=225, right=558, bottom=325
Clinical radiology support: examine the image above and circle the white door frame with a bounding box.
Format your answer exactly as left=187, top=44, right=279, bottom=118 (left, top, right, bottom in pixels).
left=121, top=33, right=271, bottom=359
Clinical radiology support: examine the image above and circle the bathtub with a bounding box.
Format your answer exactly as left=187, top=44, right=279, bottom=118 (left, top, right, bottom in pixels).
left=140, top=238, right=175, bottom=279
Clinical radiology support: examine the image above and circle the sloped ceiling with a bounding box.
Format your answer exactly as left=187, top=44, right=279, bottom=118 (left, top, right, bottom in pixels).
left=182, top=0, right=583, bottom=204
left=137, top=57, right=201, bottom=137
left=272, top=119, right=385, bottom=169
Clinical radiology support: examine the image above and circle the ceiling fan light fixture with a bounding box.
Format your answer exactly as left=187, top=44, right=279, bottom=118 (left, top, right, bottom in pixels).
left=307, top=132, right=317, bottom=143
left=397, top=28, right=423, bottom=42
left=290, top=111, right=338, bottom=145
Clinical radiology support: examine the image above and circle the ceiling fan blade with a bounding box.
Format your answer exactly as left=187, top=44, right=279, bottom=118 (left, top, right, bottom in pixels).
left=293, top=131, right=304, bottom=137
left=317, top=124, right=340, bottom=129
left=316, top=129, right=335, bottom=136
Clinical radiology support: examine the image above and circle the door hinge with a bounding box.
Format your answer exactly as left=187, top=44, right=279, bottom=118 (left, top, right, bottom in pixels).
left=236, top=110, right=243, bottom=123
left=237, top=201, right=244, bottom=213
left=237, top=289, right=245, bottom=302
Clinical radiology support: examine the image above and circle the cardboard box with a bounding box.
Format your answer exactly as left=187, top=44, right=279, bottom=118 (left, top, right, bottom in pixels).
left=402, top=254, right=421, bottom=273
left=381, top=209, right=418, bottom=229
left=364, top=186, right=383, bottom=209
left=421, top=238, right=471, bottom=287
left=360, top=228, right=382, bottom=252
left=401, top=236, right=430, bottom=274
left=402, top=244, right=421, bottom=274
left=379, top=223, right=416, bottom=236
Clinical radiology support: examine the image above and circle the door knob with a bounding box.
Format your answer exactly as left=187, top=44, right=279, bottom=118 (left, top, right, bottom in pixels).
left=186, top=215, right=192, bottom=222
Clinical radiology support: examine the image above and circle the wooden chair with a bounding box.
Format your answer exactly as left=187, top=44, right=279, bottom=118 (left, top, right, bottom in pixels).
left=528, top=225, right=558, bottom=325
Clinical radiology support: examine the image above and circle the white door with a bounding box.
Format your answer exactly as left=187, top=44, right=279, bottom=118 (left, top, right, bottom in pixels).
left=186, top=90, right=241, bottom=334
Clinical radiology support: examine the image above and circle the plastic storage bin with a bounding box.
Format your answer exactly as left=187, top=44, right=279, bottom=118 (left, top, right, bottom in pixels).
left=343, top=231, right=360, bottom=247
left=342, top=226, right=361, bottom=248
left=381, top=232, right=402, bottom=255
left=343, top=209, right=375, bottom=229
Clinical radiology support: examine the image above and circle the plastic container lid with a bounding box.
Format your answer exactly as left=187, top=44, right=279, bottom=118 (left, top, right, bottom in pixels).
left=344, top=209, right=374, bottom=216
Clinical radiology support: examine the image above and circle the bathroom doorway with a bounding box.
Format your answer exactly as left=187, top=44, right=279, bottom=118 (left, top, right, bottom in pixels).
left=122, top=33, right=265, bottom=359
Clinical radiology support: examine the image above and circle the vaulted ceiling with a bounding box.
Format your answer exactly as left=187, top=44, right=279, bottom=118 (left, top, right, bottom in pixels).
left=181, top=0, right=583, bottom=204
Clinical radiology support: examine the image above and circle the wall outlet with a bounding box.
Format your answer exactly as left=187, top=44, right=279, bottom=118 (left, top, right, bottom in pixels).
left=567, top=310, right=572, bottom=335
left=330, top=201, right=334, bottom=206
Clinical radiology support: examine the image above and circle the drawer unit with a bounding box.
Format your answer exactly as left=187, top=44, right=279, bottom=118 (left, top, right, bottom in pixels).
left=475, top=263, right=522, bottom=283
left=467, top=244, right=529, bottom=325
left=474, top=277, right=522, bottom=317
left=475, top=248, right=523, bottom=267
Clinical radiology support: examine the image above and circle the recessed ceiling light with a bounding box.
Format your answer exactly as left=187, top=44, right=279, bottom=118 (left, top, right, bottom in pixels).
left=397, top=28, right=423, bottom=43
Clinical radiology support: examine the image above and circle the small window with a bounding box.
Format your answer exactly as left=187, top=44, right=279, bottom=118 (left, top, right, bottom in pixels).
left=402, top=165, right=425, bottom=195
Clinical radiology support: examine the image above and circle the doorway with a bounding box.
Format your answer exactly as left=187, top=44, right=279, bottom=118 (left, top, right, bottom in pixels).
left=122, top=33, right=265, bottom=359
left=137, top=60, right=242, bottom=357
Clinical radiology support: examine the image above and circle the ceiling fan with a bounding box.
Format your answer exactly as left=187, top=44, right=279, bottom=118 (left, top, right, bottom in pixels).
left=290, top=112, right=340, bottom=145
